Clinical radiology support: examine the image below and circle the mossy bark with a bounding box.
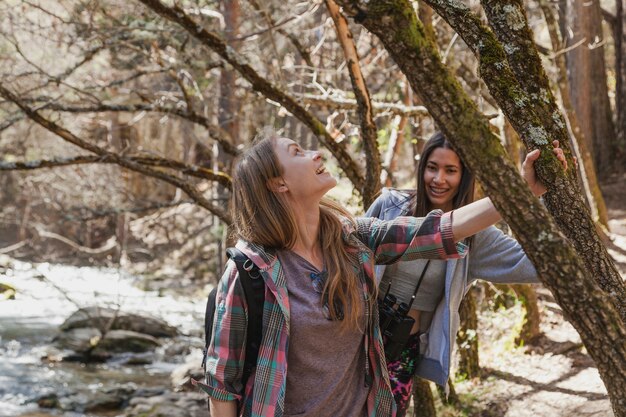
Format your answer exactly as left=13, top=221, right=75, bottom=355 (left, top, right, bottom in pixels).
left=456, top=290, right=480, bottom=379
left=411, top=378, right=437, bottom=417
left=416, top=0, right=626, bottom=322
left=335, top=1, right=626, bottom=414
left=511, top=284, right=542, bottom=345
left=478, top=1, right=620, bottom=303
left=421, top=0, right=626, bottom=322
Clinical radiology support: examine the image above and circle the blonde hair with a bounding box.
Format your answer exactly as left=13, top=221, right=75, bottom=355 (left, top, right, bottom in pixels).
left=231, top=131, right=374, bottom=331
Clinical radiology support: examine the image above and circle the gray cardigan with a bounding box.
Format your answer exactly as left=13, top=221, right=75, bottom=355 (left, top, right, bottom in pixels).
left=366, top=188, right=538, bottom=386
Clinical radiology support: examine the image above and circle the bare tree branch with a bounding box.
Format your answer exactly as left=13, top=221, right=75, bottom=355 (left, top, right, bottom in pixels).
left=325, top=0, right=380, bottom=207
left=0, top=154, right=232, bottom=189
left=0, top=240, right=28, bottom=254
left=0, top=84, right=232, bottom=224
left=297, top=93, right=429, bottom=116
left=246, top=0, right=315, bottom=67
left=30, top=101, right=240, bottom=156
left=135, top=0, right=366, bottom=192
left=36, top=228, right=118, bottom=255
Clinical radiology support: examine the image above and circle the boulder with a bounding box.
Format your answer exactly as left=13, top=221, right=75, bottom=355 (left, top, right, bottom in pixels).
left=53, top=327, right=102, bottom=353
left=171, top=359, right=204, bottom=392
left=92, top=330, right=160, bottom=354
left=60, top=307, right=178, bottom=338
left=53, top=328, right=160, bottom=362
left=36, top=393, right=60, bottom=409
left=123, top=391, right=206, bottom=417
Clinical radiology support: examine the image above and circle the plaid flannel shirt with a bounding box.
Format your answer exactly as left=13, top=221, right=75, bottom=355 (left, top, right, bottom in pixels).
left=194, top=209, right=467, bottom=417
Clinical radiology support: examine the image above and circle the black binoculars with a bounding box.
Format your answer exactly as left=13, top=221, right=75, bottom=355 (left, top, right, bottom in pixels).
left=378, top=294, right=415, bottom=361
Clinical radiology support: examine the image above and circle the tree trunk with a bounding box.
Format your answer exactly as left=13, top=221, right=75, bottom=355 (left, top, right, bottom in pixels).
left=411, top=0, right=626, bottom=322
left=217, top=0, right=240, bottom=176
left=561, top=0, right=616, bottom=177
left=617, top=0, right=626, bottom=165
left=381, top=114, right=407, bottom=187
left=456, top=289, right=480, bottom=379
left=436, top=379, right=460, bottom=407
left=512, top=284, right=542, bottom=345
left=412, top=377, right=437, bottom=417
left=475, top=0, right=626, bottom=320
left=538, top=0, right=610, bottom=230
left=503, top=118, right=523, bottom=169
left=335, top=1, right=626, bottom=414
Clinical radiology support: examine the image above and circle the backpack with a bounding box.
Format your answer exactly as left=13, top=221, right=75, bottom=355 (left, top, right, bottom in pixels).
left=201, top=247, right=265, bottom=388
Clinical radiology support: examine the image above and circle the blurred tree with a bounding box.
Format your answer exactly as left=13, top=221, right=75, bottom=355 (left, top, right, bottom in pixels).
left=559, top=0, right=616, bottom=177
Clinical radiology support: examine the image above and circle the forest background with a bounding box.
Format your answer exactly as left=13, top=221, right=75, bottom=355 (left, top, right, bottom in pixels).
left=1, top=0, right=626, bottom=416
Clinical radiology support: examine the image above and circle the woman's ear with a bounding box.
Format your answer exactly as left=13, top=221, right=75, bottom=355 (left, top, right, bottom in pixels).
left=267, top=177, right=288, bottom=193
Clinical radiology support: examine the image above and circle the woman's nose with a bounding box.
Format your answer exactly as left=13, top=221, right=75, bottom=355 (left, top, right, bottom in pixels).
left=310, top=151, right=322, bottom=161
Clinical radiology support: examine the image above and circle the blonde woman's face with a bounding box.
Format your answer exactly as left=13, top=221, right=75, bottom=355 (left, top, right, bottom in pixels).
left=273, top=137, right=337, bottom=201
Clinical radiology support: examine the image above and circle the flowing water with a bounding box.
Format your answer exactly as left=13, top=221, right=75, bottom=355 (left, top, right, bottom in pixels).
left=0, top=257, right=205, bottom=417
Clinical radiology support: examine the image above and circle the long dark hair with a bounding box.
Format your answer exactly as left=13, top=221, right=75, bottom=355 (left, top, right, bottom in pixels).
left=411, top=131, right=476, bottom=219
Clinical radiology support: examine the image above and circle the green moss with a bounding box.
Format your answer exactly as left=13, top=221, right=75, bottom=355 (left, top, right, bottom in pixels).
left=367, top=0, right=439, bottom=59
left=527, top=125, right=549, bottom=145
left=502, top=4, right=526, bottom=30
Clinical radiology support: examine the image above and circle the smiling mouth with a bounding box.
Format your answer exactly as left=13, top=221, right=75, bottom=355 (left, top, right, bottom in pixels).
left=316, top=166, right=327, bottom=175
left=429, top=186, right=449, bottom=196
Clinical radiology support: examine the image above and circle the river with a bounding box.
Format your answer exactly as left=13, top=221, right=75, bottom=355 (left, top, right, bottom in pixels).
left=0, top=256, right=206, bottom=417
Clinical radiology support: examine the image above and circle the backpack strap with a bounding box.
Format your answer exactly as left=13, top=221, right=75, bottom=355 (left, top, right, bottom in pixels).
left=225, top=247, right=264, bottom=387
left=201, top=248, right=265, bottom=383
left=202, top=287, right=218, bottom=370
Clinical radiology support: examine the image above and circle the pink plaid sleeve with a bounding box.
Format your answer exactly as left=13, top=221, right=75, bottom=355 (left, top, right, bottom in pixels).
left=357, top=209, right=468, bottom=264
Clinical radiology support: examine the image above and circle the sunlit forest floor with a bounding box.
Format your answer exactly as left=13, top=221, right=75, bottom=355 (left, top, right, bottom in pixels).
left=418, top=173, right=626, bottom=417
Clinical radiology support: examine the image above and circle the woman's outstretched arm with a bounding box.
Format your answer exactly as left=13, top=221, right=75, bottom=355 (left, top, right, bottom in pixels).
left=451, top=140, right=567, bottom=241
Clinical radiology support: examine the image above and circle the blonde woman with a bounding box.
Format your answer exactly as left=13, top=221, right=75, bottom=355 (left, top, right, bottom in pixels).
left=196, top=131, right=565, bottom=417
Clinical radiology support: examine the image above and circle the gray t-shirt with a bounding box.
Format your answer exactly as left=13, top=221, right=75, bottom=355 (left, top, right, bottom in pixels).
left=279, top=250, right=368, bottom=417
left=380, top=258, right=446, bottom=312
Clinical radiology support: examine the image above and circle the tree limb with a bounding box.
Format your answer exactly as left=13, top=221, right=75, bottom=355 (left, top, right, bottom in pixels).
left=135, top=0, right=365, bottom=193
left=333, top=2, right=626, bottom=412
left=246, top=0, right=315, bottom=67
left=0, top=84, right=232, bottom=224
left=296, top=92, right=430, bottom=116
left=478, top=0, right=625, bottom=319
left=325, top=0, right=380, bottom=207
left=31, top=101, right=240, bottom=156
left=0, top=155, right=232, bottom=189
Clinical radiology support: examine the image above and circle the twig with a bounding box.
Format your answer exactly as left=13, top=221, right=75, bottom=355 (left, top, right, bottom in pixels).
left=36, top=228, right=118, bottom=255
left=0, top=241, right=28, bottom=254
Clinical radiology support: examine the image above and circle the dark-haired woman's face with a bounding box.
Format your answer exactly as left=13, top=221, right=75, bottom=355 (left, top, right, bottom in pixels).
left=423, top=147, right=462, bottom=212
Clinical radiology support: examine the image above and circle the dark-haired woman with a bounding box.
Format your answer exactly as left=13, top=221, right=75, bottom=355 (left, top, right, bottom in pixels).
left=366, top=132, right=564, bottom=416
left=197, top=130, right=565, bottom=417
